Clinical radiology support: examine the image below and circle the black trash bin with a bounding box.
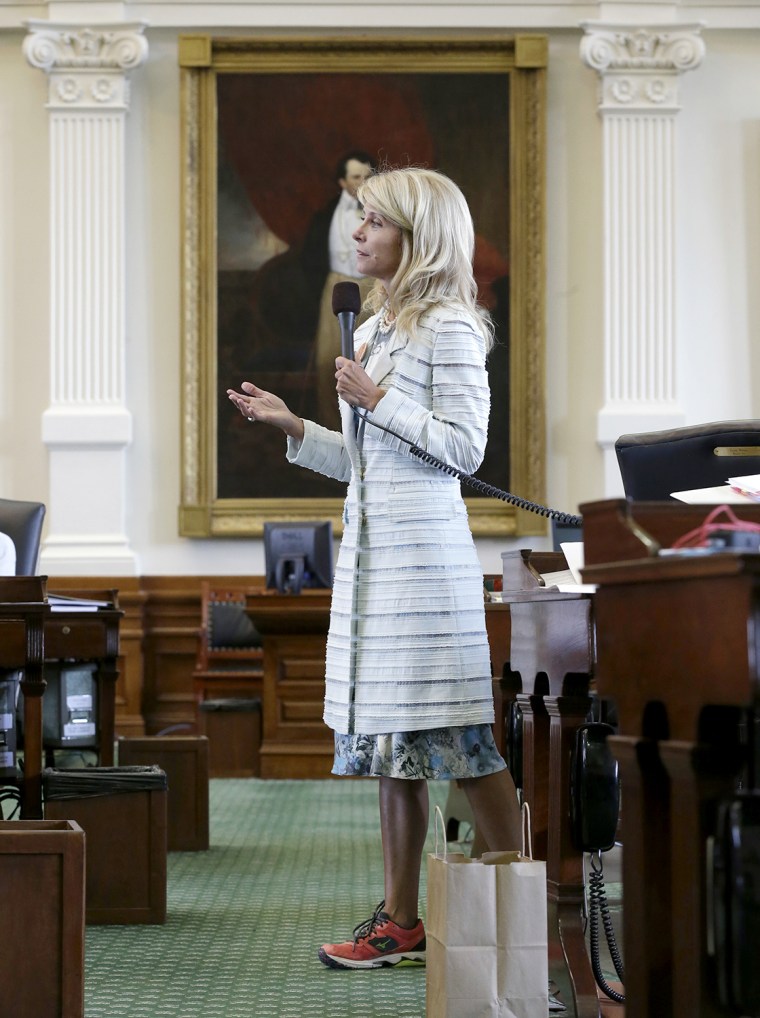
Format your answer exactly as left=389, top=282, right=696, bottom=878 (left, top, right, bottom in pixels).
left=43, top=765, right=168, bottom=925
left=197, top=697, right=262, bottom=777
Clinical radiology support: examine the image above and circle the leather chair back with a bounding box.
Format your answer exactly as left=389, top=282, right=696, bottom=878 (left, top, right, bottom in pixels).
left=615, top=420, right=760, bottom=501
left=0, top=498, right=45, bottom=575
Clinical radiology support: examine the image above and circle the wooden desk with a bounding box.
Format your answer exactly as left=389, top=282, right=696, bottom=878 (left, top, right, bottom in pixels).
left=499, top=550, right=599, bottom=1018
left=582, top=498, right=760, bottom=1018
left=46, top=590, right=123, bottom=771
left=245, top=589, right=333, bottom=778
left=0, top=577, right=47, bottom=819
left=582, top=496, right=760, bottom=569
left=0, top=584, right=122, bottom=819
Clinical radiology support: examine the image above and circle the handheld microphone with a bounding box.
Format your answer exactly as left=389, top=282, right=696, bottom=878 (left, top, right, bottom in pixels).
left=332, top=281, right=361, bottom=360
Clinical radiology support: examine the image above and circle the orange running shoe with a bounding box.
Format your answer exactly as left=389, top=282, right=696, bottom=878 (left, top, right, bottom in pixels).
left=318, top=901, right=426, bottom=970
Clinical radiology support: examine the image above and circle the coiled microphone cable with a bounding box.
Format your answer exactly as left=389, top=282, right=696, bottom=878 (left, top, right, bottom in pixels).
left=352, top=408, right=583, bottom=528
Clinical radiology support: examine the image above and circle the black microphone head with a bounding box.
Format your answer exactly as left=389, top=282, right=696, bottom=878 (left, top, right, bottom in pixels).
left=332, top=281, right=361, bottom=317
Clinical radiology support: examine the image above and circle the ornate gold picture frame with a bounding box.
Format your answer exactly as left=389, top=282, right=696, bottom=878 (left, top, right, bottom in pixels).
left=179, top=34, right=547, bottom=537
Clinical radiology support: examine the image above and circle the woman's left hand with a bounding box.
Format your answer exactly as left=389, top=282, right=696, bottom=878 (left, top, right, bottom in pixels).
left=335, top=350, right=385, bottom=412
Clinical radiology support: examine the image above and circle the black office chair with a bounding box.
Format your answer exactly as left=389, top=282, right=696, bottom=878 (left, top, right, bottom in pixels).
left=615, top=420, right=760, bottom=501
left=192, top=583, right=263, bottom=704
left=0, top=498, right=46, bottom=575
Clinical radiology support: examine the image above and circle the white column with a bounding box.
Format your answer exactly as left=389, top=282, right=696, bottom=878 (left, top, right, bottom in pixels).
left=23, top=21, right=147, bottom=574
left=580, top=22, right=705, bottom=493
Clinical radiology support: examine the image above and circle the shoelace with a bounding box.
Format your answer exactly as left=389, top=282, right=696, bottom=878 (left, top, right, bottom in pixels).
left=351, top=900, right=387, bottom=945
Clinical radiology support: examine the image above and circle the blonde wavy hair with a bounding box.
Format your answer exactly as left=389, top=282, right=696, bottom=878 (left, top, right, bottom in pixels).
left=356, top=167, right=494, bottom=351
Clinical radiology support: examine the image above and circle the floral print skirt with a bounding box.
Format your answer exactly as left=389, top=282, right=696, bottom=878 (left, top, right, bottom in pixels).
left=332, top=723, right=507, bottom=780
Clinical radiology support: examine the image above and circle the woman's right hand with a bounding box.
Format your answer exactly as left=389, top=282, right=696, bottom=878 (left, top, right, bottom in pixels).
left=227, top=382, right=305, bottom=441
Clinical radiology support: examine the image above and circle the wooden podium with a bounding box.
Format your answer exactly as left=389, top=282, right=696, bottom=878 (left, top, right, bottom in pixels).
left=0, top=581, right=122, bottom=818
left=582, top=498, right=760, bottom=1018
left=245, top=589, right=333, bottom=778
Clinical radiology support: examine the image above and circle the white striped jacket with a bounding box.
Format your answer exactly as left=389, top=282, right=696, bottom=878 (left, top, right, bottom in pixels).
left=287, top=305, right=495, bottom=735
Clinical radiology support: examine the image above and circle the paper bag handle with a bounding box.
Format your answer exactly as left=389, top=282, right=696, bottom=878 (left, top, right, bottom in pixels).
left=434, top=800, right=533, bottom=859
left=433, top=804, right=448, bottom=860
left=522, top=801, right=533, bottom=859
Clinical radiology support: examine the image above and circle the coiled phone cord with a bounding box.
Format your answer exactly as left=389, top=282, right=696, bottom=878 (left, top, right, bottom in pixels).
left=588, top=850, right=626, bottom=1003
left=353, top=409, right=583, bottom=527
left=0, top=788, right=21, bottom=819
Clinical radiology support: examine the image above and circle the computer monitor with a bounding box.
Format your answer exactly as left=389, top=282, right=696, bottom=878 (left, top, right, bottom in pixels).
left=263, top=521, right=334, bottom=594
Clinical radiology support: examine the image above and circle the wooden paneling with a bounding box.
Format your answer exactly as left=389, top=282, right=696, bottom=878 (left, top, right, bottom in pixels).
left=45, top=577, right=513, bottom=772
left=140, top=577, right=203, bottom=735
left=50, top=575, right=265, bottom=737
left=246, top=591, right=333, bottom=778
left=116, top=586, right=149, bottom=737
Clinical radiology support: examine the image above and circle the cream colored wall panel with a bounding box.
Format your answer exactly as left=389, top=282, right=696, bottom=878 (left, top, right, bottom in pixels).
left=2, top=7, right=760, bottom=574
left=0, top=33, right=50, bottom=503
left=674, top=30, right=760, bottom=428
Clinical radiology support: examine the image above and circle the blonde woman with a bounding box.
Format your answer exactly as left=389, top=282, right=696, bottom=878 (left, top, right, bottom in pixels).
left=228, top=167, right=521, bottom=970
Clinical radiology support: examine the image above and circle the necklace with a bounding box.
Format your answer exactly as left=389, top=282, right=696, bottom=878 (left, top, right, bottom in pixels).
left=378, top=305, right=396, bottom=334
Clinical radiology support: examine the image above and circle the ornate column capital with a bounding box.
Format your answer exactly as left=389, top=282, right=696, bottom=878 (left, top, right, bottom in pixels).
left=580, top=22, right=705, bottom=111
left=22, top=20, right=148, bottom=110
left=23, top=21, right=148, bottom=71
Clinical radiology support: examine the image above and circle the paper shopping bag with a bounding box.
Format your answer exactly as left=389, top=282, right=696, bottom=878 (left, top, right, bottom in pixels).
left=426, top=804, right=548, bottom=1018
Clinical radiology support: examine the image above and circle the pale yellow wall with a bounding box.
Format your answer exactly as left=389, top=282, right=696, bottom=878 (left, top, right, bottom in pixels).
left=0, top=31, right=50, bottom=507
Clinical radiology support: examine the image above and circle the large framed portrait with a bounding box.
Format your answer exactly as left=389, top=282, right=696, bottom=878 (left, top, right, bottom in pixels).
left=178, top=34, right=548, bottom=537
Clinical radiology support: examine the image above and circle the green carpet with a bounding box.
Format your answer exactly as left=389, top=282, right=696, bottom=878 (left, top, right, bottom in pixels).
left=85, top=779, right=452, bottom=1018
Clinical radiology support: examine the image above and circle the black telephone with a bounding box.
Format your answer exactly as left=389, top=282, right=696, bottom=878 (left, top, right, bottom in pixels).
left=709, top=794, right=760, bottom=1014
left=570, top=721, right=625, bottom=1003
left=570, top=721, right=620, bottom=854
left=505, top=700, right=524, bottom=792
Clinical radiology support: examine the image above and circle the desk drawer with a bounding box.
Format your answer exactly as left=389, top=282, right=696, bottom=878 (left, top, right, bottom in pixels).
left=45, top=620, right=108, bottom=659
